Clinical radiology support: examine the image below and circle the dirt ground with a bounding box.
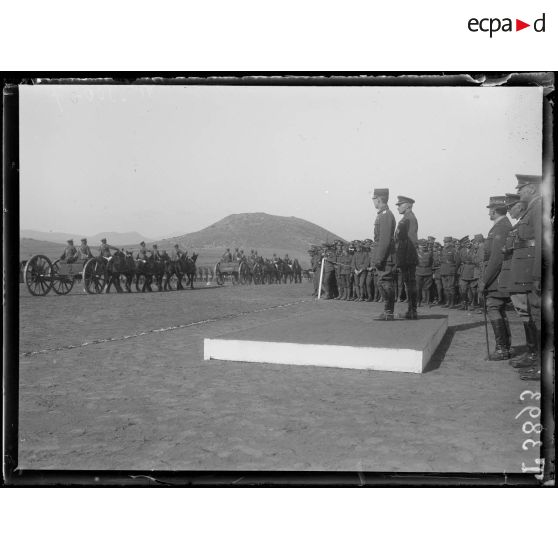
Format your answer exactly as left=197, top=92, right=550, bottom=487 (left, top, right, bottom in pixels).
left=17, top=280, right=540, bottom=472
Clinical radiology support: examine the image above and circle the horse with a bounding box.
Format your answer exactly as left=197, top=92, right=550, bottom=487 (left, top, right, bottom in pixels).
left=182, top=253, right=198, bottom=289
left=135, top=256, right=154, bottom=292
left=292, top=259, right=302, bottom=283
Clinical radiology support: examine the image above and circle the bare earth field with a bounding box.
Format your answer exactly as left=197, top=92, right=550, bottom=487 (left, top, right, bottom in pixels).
left=18, top=280, right=535, bottom=472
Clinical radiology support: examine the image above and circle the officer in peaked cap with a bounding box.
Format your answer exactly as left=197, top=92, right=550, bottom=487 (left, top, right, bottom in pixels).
left=483, top=195, right=513, bottom=360
left=394, top=195, right=419, bottom=318
left=371, top=187, right=396, bottom=319
left=508, top=174, right=543, bottom=381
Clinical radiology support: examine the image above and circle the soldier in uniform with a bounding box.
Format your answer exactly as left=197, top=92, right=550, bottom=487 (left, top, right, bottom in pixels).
left=78, top=238, right=94, bottom=260
left=431, top=242, right=443, bottom=305
left=221, top=248, right=232, bottom=262
left=60, top=239, right=78, bottom=263
left=321, top=243, right=336, bottom=299
left=336, top=244, right=352, bottom=300
left=483, top=196, right=513, bottom=360
left=372, top=188, right=396, bottom=319
left=415, top=239, right=433, bottom=306
left=152, top=244, right=161, bottom=261
left=507, top=175, right=542, bottom=381
left=98, top=238, right=119, bottom=260
left=363, top=240, right=375, bottom=301
left=440, top=236, right=460, bottom=308
left=471, top=234, right=485, bottom=310
left=172, top=243, right=184, bottom=261
left=136, top=241, right=151, bottom=261
left=370, top=241, right=381, bottom=302
left=394, top=195, right=419, bottom=318
left=352, top=241, right=369, bottom=301
left=345, top=243, right=355, bottom=300
left=457, top=236, right=476, bottom=310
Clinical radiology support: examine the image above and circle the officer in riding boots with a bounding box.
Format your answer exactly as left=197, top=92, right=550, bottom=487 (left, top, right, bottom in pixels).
left=99, top=238, right=119, bottom=260
left=61, top=239, right=78, bottom=263
left=394, top=195, right=419, bottom=319
left=483, top=196, right=513, bottom=360
left=506, top=175, right=543, bottom=381
left=372, top=188, right=396, bottom=320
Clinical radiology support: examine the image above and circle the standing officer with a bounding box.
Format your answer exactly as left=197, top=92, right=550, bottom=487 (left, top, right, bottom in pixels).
left=363, top=240, right=375, bottom=301
left=457, top=236, right=476, bottom=310
left=440, top=237, right=460, bottom=308
left=394, top=195, right=419, bottom=319
left=498, top=193, right=533, bottom=366
left=78, top=238, right=94, bottom=260
left=508, top=175, right=542, bottom=381
left=60, top=239, right=78, bottom=263
left=415, top=239, right=433, bottom=306
left=336, top=244, right=352, bottom=300
left=369, top=241, right=381, bottom=302
left=483, top=196, right=513, bottom=360
left=372, top=188, right=396, bottom=320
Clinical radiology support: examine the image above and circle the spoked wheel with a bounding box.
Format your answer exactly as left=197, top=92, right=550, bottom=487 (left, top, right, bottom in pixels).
left=168, top=274, right=178, bottom=291
left=51, top=259, right=75, bottom=295
left=238, top=262, right=246, bottom=285
left=24, top=255, right=53, bottom=296
left=83, top=258, right=106, bottom=294
left=136, top=274, right=146, bottom=292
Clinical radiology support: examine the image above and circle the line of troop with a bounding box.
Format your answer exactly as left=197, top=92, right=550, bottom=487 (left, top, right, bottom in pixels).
left=216, top=248, right=303, bottom=285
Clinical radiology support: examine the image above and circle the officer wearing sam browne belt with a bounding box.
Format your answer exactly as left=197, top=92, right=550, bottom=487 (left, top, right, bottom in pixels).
left=483, top=195, right=513, bottom=360
left=394, top=195, right=419, bottom=319
left=372, top=188, right=396, bottom=320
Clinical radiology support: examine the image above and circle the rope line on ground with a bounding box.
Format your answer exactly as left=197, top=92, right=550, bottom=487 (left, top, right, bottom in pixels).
left=20, top=299, right=308, bottom=358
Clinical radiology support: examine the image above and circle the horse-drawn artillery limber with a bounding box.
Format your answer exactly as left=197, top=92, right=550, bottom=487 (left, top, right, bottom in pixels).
left=213, top=260, right=251, bottom=285
left=23, top=254, right=107, bottom=296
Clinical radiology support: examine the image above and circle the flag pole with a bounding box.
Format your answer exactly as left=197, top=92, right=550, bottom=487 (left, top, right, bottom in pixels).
left=317, top=256, right=325, bottom=300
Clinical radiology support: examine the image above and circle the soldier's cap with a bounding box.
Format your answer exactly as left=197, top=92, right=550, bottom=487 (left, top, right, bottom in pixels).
left=140, top=241, right=146, bottom=246
left=395, top=195, right=415, bottom=205
left=515, top=174, right=542, bottom=190
left=434, top=242, right=442, bottom=247
left=474, top=234, right=484, bottom=241
left=372, top=188, right=389, bottom=200
left=101, top=238, right=107, bottom=243
left=505, top=193, right=521, bottom=207
left=67, top=239, right=74, bottom=244
left=427, top=236, right=435, bottom=241
left=443, top=236, right=452, bottom=243
left=486, top=195, right=507, bottom=208
left=80, top=238, right=87, bottom=243
left=459, top=235, right=469, bottom=244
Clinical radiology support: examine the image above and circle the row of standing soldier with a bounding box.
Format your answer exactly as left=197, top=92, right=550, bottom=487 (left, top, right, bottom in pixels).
left=308, top=174, right=542, bottom=382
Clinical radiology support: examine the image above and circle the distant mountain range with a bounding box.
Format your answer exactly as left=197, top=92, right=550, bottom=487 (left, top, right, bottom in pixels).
left=20, top=213, right=344, bottom=265
left=20, top=230, right=152, bottom=246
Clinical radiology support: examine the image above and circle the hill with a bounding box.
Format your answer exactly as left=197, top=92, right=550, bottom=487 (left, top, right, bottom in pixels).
left=20, top=238, right=66, bottom=261
left=155, top=213, right=345, bottom=266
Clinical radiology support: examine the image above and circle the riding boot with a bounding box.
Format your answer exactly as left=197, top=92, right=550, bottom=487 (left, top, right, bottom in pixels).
left=448, top=294, right=458, bottom=309
left=488, top=319, right=511, bottom=360
left=441, top=291, right=449, bottom=307
left=511, top=321, right=539, bottom=368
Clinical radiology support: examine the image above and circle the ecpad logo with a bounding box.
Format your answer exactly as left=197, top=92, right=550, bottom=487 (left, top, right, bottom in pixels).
left=468, top=13, right=546, bottom=37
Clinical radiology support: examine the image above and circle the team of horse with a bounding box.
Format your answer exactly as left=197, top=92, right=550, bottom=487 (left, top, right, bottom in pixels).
left=236, top=257, right=303, bottom=285
left=105, top=251, right=198, bottom=293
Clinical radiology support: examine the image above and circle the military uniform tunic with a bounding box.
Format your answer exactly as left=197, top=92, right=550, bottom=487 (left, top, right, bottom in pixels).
left=373, top=207, right=396, bottom=313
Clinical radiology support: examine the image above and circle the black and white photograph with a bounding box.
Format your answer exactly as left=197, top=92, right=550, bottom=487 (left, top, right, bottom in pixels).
left=5, top=76, right=554, bottom=482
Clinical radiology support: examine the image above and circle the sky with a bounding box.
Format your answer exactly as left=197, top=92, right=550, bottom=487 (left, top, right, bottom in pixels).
left=20, top=84, right=542, bottom=241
